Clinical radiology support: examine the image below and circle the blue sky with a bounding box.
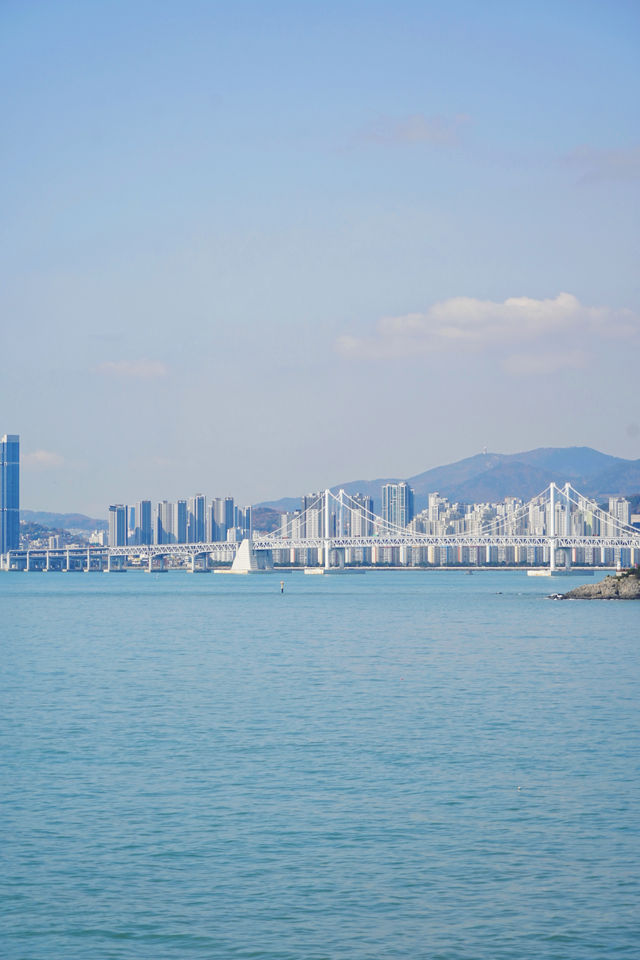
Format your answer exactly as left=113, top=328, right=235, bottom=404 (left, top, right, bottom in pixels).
left=1, top=0, right=639, bottom=514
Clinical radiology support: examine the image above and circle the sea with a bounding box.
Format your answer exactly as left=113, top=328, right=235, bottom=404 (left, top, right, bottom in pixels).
left=1, top=569, right=638, bottom=960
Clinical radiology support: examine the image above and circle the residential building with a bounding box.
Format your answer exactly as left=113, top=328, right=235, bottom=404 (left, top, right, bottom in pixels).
left=212, top=497, right=234, bottom=541
left=175, top=500, right=188, bottom=543
left=155, top=501, right=174, bottom=544
left=608, top=497, right=630, bottom=527
left=382, top=482, right=414, bottom=528
left=188, top=495, right=206, bottom=543
left=135, top=500, right=153, bottom=545
left=108, top=504, right=128, bottom=546
left=235, top=505, right=252, bottom=538
left=349, top=494, right=373, bottom=536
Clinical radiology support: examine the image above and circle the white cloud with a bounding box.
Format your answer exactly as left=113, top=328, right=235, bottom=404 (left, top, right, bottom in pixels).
left=98, top=359, right=168, bottom=378
left=362, top=113, right=470, bottom=147
left=335, top=293, right=638, bottom=372
left=562, top=144, right=640, bottom=182
left=23, top=450, right=65, bottom=469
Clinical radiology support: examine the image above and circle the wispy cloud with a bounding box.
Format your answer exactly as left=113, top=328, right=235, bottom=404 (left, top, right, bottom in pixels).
left=562, top=144, right=640, bottom=182
left=98, top=359, right=168, bottom=378
left=361, top=112, right=470, bottom=147
left=335, top=293, right=638, bottom=373
left=23, top=450, right=65, bottom=469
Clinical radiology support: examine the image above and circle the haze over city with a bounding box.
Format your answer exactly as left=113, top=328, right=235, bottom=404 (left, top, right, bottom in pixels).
left=1, top=1, right=638, bottom=516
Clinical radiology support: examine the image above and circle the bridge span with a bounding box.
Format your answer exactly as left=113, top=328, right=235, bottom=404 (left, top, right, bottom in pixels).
left=3, top=483, right=639, bottom=573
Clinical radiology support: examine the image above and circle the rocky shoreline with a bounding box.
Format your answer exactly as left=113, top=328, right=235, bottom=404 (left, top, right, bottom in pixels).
left=557, top=573, right=640, bottom=600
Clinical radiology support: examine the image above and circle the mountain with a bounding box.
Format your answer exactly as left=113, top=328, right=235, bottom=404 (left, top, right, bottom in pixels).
left=407, top=452, right=505, bottom=497
left=21, top=510, right=107, bottom=532
left=505, top=446, right=622, bottom=478
left=446, top=462, right=555, bottom=504
left=399, top=446, right=636, bottom=507
left=251, top=506, right=283, bottom=533
left=582, top=459, right=640, bottom=498
left=257, top=496, right=309, bottom=513
left=405, top=447, right=627, bottom=506
left=254, top=447, right=640, bottom=513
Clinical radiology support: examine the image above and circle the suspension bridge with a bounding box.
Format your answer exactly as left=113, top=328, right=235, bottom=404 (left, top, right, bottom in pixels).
left=2, top=482, right=639, bottom=573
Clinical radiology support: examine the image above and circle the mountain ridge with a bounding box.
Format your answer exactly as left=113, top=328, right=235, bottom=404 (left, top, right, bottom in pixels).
left=21, top=510, right=107, bottom=532
left=257, top=447, right=640, bottom=514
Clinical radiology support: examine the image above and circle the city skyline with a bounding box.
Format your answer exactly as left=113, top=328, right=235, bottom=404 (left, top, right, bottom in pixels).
left=10, top=435, right=640, bottom=518
left=4, top=429, right=639, bottom=566
left=1, top=2, right=638, bottom=515
left=7, top=476, right=639, bottom=572
left=107, top=496, right=252, bottom=547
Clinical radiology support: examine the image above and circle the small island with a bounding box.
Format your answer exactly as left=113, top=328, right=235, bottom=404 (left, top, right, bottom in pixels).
left=559, top=566, right=640, bottom=600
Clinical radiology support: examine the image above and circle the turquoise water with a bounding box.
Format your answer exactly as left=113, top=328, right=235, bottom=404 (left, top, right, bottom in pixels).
left=2, top=570, right=639, bottom=959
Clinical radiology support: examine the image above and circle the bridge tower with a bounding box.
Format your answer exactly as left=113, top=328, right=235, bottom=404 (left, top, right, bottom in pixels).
left=324, top=488, right=331, bottom=569
left=549, top=482, right=557, bottom=572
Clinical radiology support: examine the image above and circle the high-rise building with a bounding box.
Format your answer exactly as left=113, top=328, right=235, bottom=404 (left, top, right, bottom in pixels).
left=305, top=503, right=324, bottom=538
left=108, top=504, right=128, bottom=546
left=212, top=497, right=234, bottom=541
left=155, top=501, right=174, bottom=544
left=382, top=482, right=414, bottom=528
left=349, top=494, right=373, bottom=536
left=281, top=510, right=301, bottom=537
left=135, top=500, right=152, bottom=545
left=128, top=506, right=136, bottom=541
left=1, top=434, right=20, bottom=553
left=428, top=492, right=448, bottom=524
left=206, top=502, right=215, bottom=542
left=235, top=505, right=252, bottom=538
left=609, top=497, right=630, bottom=527
left=188, top=495, right=206, bottom=542
left=175, top=500, right=188, bottom=543
left=302, top=492, right=325, bottom=537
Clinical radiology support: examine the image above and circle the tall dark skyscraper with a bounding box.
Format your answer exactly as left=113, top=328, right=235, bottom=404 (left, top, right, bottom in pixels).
left=175, top=500, right=188, bottom=543
left=189, top=495, right=206, bottom=543
left=1, top=434, right=20, bottom=553
left=135, top=500, right=152, bottom=545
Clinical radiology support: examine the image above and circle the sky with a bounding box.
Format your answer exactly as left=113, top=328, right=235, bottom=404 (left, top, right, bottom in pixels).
left=1, top=0, right=639, bottom=516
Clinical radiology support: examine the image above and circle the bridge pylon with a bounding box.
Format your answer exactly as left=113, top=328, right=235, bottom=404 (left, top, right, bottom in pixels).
left=549, top=481, right=557, bottom=572
left=324, top=488, right=331, bottom=569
